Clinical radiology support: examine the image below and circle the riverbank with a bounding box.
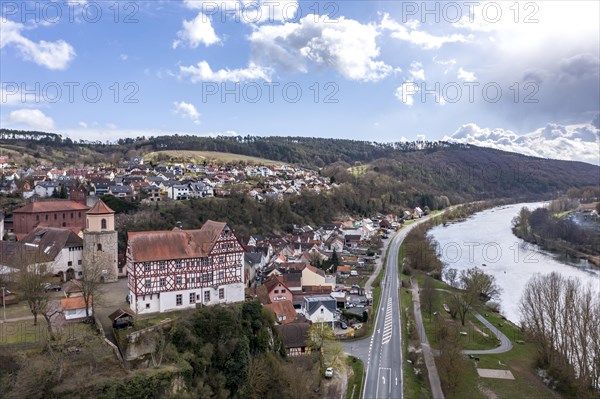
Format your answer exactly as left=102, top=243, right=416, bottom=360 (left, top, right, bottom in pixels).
left=430, top=201, right=600, bottom=324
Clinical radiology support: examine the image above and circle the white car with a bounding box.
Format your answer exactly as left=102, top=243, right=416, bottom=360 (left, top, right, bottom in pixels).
left=325, top=367, right=334, bottom=378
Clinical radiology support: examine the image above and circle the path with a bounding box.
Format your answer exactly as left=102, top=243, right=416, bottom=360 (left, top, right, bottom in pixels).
left=410, top=278, right=445, bottom=399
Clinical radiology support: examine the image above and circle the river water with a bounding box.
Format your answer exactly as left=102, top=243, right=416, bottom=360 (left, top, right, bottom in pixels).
left=429, top=202, right=600, bottom=323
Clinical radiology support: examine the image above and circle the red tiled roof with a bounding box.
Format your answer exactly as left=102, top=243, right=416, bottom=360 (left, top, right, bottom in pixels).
left=127, top=220, right=228, bottom=262
left=87, top=199, right=115, bottom=215
left=265, top=300, right=297, bottom=325
left=13, top=200, right=89, bottom=214
left=60, top=296, right=91, bottom=310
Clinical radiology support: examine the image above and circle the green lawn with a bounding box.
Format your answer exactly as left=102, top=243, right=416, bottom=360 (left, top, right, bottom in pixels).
left=0, top=320, right=96, bottom=345
left=345, top=356, right=364, bottom=399
left=409, top=271, right=558, bottom=399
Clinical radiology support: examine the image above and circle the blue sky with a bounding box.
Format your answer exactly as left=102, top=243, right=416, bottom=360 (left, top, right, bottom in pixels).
left=1, top=1, right=599, bottom=163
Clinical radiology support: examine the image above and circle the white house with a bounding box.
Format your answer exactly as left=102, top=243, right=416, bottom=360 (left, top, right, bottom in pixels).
left=61, top=296, right=92, bottom=320
left=126, top=220, right=246, bottom=314
left=168, top=184, right=190, bottom=200
left=19, top=227, right=84, bottom=281
left=301, top=295, right=337, bottom=327
left=34, top=182, right=60, bottom=197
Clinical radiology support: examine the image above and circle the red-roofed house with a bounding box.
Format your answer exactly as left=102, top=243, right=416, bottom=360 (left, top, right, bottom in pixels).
left=12, top=200, right=89, bottom=236
left=61, top=296, right=92, bottom=320
left=126, top=220, right=245, bottom=314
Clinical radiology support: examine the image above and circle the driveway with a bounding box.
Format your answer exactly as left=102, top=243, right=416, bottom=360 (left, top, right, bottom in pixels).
left=94, top=278, right=129, bottom=344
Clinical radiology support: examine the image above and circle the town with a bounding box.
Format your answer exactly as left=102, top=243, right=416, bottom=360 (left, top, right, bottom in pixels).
left=0, top=152, right=432, bottom=394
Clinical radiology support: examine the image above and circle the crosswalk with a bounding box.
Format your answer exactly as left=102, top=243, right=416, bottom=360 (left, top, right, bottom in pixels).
left=382, top=297, right=393, bottom=345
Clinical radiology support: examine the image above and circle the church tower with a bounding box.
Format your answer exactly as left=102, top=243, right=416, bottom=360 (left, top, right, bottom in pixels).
left=83, top=199, right=118, bottom=282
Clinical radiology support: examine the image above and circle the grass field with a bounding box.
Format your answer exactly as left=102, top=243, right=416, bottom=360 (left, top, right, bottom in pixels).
left=345, top=356, right=364, bottom=399
left=408, top=269, right=561, bottom=399
left=143, top=150, right=281, bottom=165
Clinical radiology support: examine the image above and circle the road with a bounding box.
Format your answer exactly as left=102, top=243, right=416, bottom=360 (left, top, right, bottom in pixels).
left=346, top=214, right=444, bottom=399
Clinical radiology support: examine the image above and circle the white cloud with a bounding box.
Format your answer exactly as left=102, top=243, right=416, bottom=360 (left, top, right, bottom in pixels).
left=120, top=54, right=128, bottom=61
left=179, top=61, right=272, bottom=83
left=174, top=101, right=201, bottom=125
left=106, top=123, right=118, bottom=129
left=381, top=13, right=471, bottom=50
left=457, top=67, right=477, bottom=82
left=409, top=61, right=425, bottom=80
left=394, top=82, right=419, bottom=106
left=78, top=121, right=88, bottom=128
left=446, top=121, right=600, bottom=165
left=0, top=20, right=76, bottom=70
left=9, top=109, right=55, bottom=130
left=173, top=12, right=220, bottom=48
left=249, top=15, right=395, bottom=82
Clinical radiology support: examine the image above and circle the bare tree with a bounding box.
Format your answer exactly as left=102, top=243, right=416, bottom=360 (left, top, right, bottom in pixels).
left=520, top=272, right=600, bottom=394
left=460, top=267, right=502, bottom=301
left=13, top=249, right=61, bottom=337
left=447, top=291, right=474, bottom=326
left=421, top=277, right=437, bottom=319
left=443, top=268, right=458, bottom=288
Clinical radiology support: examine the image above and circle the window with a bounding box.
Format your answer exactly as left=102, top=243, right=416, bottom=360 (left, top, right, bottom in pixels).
left=160, top=278, right=165, bottom=287
left=78, top=260, right=82, bottom=265
left=78, top=212, right=81, bottom=218
left=68, top=261, right=72, bottom=266
left=101, top=218, right=107, bottom=229
left=145, top=279, right=151, bottom=288
left=189, top=293, right=196, bottom=304
left=176, top=276, right=182, bottom=285
left=97, top=244, right=102, bottom=251
left=204, top=291, right=210, bottom=302
left=70, top=212, right=74, bottom=219
left=219, top=288, right=225, bottom=300
left=145, top=263, right=151, bottom=271
left=45, top=214, right=49, bottom=221
left=146, top=303, right=150, bottom=309
left=281, top=289, right=286, bottom=293
left=36, top=215, right=39, bottom=221
left=159, top=261, right=165, bottom=271
left=274, top=290, right=279, bottom=294
left=175, top=260, right=182, bottom=268
left=63, top=213, right=66, bottom=219
left=176, top=294, right=182, bottom=306
left=62, top=222, right=66, bottom=227
left=218, top=270, right=224, bottom=281
left=201, top=272, right=212, bottom=284
left=54, top=213, right=57, bottom=220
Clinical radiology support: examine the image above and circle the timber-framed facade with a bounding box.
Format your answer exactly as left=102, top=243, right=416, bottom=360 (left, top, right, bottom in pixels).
left=126, top=221, right=245, bottom=314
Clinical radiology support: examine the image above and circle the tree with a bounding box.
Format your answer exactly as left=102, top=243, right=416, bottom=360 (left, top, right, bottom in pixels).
left=421, top=277, right=437, bottom=319
left=447, top=291, right=474, bottom=326
left=460, top=267, right=502, bottom=302
left=443, top=268, right=459, bottom=288
left=307, top=321, right=335, bottom=369
left=14, top=249, right=60, bottom=337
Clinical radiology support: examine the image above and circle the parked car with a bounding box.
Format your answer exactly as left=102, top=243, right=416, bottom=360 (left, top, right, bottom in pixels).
left=324, top=367, right=334, bottom=378
left=340, top=322, right=348, bottom=330
left=44, top=283, right=62, bottom=292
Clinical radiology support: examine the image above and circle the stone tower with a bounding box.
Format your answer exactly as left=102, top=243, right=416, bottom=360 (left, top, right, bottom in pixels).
left=83, top=199, right=118, bottom=283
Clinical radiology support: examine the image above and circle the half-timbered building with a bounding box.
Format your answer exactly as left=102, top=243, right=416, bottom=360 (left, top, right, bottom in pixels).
left=126, top=221, right=245, bottom=314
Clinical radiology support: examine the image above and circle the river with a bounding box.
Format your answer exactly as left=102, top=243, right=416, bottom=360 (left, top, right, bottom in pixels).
left=429, top=202, right=600, bottom=323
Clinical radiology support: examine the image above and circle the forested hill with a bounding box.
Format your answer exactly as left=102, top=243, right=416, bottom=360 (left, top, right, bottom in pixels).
left=1, top=130, right=598, bottom=203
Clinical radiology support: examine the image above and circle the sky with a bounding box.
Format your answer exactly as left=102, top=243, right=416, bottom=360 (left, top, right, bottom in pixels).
left=1, top=0, right=599, bottom=164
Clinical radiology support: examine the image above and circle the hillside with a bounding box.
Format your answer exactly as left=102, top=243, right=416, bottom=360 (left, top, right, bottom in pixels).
left=1, top=130, right=598, bottom=206
left=143, top=150, right=282, bottom=165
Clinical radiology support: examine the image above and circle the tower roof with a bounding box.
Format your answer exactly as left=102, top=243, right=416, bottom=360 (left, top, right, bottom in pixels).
left=87, top=199, right=115, bottom=215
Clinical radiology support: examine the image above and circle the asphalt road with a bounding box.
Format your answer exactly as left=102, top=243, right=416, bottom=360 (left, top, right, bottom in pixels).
left=358, top=214, right=443, bottom=399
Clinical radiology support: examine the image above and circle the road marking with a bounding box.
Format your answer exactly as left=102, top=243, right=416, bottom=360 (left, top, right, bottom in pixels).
left=382, top=297, right=393, bottom=345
